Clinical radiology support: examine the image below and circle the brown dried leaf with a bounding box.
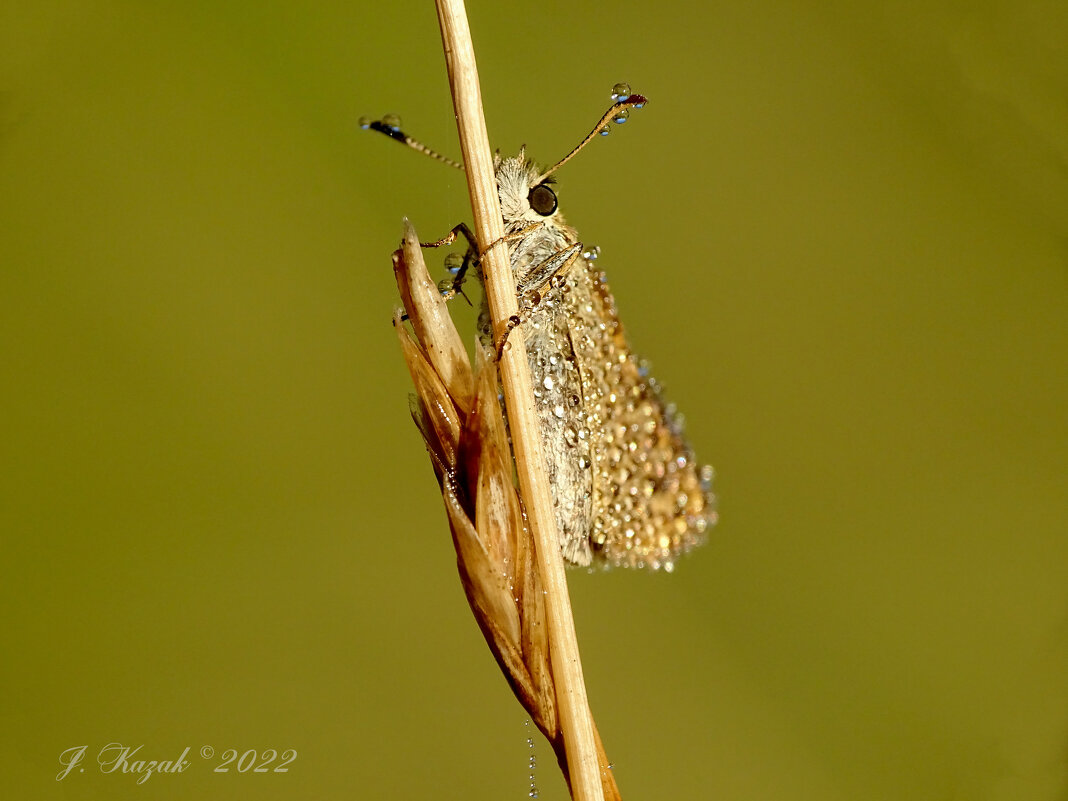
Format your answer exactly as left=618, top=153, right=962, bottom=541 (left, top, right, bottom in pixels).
left=393, top=219, right=475, bottom=415
left=474, top=435, right=518, bottom=582
left=473, top=342, right=509, bottom=459
left=471, top=343, right=520, bottom=575
left=408, top=394, right=446, bottom=486
left=456, top=386, right=483, bottom=521
left=395, top=311, right=461, bottom=469
left=442, top=480, right=521, bottom=653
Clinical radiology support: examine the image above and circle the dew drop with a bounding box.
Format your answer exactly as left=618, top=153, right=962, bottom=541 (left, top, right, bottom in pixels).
left=553, top=404, right=566, bottom=419
left=381, top=112, right=402, bottom=130
left=543, top=375, right=554, bottom=390
left=436, top=278, right=453, bottom=294
left=600, top=125, right=611, bottom=136
left=613, top=108, right=630, bottom=125
left=610, top=82, right=631, bottom=102
left=700, top=464, right=715, bottom=489
left=444, top=251, right=464, bottom=273
left=358, top=116, right=372, bottom=129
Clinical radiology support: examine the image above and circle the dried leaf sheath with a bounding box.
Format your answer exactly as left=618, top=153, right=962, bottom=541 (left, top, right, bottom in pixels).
left=393, top=221, right=619, bottom=800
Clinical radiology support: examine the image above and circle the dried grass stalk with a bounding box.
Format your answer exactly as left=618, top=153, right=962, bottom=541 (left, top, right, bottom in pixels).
left=433, top=2, right=605, bottom=798
left=394, top=221, right=619, bottom=800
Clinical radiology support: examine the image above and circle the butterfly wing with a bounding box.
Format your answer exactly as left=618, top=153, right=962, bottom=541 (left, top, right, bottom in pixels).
left=565, top=255, right=717, bottom=570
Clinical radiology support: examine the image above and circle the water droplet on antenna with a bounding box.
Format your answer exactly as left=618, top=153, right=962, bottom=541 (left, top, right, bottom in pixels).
left=610, top=82, right=631, bottom=102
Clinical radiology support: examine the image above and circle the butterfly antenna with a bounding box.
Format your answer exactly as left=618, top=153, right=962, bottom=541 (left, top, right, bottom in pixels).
left=359, top=115, right=465, bottom=171
left=535, top=84, right=648, bottom=184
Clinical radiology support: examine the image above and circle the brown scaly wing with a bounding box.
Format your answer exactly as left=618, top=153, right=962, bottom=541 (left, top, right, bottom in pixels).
left=566, top=255, right=717, bottom=570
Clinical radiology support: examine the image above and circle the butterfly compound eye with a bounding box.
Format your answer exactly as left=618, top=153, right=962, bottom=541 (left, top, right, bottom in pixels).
left=528, top=183, right=558, bottom=216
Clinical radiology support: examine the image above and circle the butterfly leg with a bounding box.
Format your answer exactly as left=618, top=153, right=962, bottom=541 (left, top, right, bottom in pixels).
left=495, top=242, right=584, bottom=359
left=417, top=221, right=544, bottom=306
left=417, top=223, right=479, bottom=304
left=394, top=223, right=478, bottom=324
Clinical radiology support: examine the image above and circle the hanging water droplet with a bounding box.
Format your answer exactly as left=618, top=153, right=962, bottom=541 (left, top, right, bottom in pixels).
left=358, top=116, right=372, bottom=130
left=599, top=124, right=611, bottom=136
left=444, top=251, right=464, bottom=273
left=381, top=113, right=402, bottom=130
left=436, top=278, right=453, bottom=294
left=633, top=98, right=646, bottom=108
left=610, top=82, right=631, bottom=102
left=700, top=464, right=715, bottom=491
left=587, top=245, right=601, bottom=261
left=613, top=108, right=630, bottom=125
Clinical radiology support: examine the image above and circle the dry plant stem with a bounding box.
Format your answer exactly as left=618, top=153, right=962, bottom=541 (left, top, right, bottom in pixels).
left=433, top=1, right=604, bottom=800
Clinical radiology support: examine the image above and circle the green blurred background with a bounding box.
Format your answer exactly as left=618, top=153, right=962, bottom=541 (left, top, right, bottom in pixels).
left=2, top=1, right=1066, bottom=799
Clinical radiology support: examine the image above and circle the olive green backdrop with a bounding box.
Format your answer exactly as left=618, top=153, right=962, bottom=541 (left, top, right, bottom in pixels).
left=2, top=1, right=1066, bottom=799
